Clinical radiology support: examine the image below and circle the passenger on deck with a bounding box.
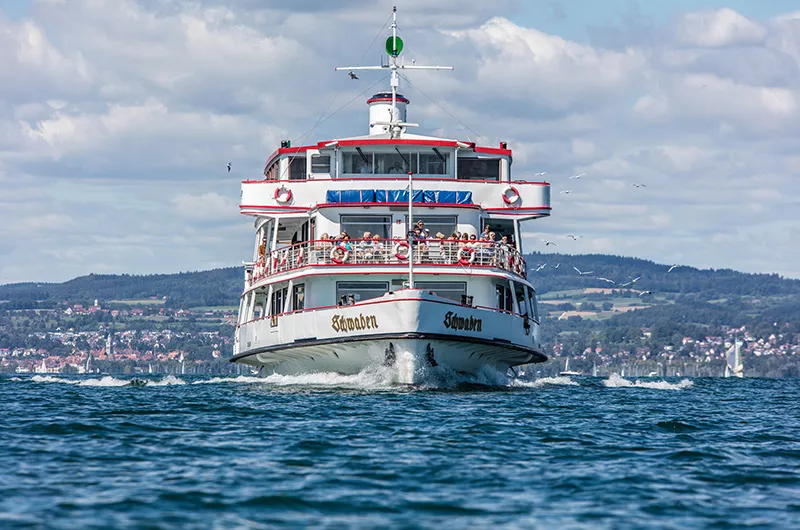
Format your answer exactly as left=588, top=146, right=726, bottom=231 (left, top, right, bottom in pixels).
left=258, top=236, right=267, bottom=261
left=388, top=162, right=403, bottom=174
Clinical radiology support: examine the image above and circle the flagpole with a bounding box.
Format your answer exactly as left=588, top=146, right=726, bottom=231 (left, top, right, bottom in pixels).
left=408, top=170, right=414, bottom=289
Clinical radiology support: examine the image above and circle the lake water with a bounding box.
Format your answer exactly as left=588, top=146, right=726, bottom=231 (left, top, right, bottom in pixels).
left=1, top=370, right=798, bottom=529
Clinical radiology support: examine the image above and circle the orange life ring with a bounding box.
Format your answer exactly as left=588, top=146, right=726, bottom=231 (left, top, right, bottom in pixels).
left=280, top=250, right=289, bottom=266
left=458, top=246, right=476, bottom=266
left=393, top=241, right=410, bottom=260
left=330, top=245, right=349, bottom=264
left=502, top=186, right=521, bottom=206
left=274, top=186, right=293, bottom=203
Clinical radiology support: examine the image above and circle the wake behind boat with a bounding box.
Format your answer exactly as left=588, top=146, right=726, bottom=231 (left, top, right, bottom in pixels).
left=231, top=7, right=551, bottom=383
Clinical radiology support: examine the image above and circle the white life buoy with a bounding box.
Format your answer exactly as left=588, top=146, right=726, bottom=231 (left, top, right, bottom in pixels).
left=330, top=245, right=349, bottom=264
left=458, top=246, right=476, bottom=266
left=393, top=241, right=410, bottom=260
left=502, top=185, right=521, bottom=206
left=280, top=250, right=289, bottom=267
left=274, top=186, right=293, bottom=203
left=297, top=247, right=305, bottom=265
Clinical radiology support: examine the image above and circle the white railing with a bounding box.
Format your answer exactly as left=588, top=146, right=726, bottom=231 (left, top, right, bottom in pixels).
left=249, top=238, right=527, bottom=284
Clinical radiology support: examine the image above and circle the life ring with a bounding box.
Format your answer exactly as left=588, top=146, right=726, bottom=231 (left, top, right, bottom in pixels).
left=330, top=245, right=349, bottom=264
left=458, top=246, right=476, bottom=266
left=502, top=186, right=521, bottom=206
left=393, top=241, right=410, bottom=260
left=271, top=251, right=279, bottom=270
left=274, top=186, right=293, bottom=203
left=297, top=247, right=304, bottom=265
left=280, top=250, right=289, bottom=267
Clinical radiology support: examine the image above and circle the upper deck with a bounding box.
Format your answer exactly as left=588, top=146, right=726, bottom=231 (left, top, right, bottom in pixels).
left=241, top=135, right=551, bottom=220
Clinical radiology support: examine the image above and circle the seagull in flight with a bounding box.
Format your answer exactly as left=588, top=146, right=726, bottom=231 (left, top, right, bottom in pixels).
left=554, top=263, right=560, bottom=269
left=569, top=173, right=586, bottom=180
left=597, top=277, right=616, bottom=284
left=533, top=171, right=547, bottom=176
left=632, top=183, right=646, bottom=188
left=348, top=71, right=359, bottom=80
left=629, top=276, right=641, bottom=283
left=573, top=266, right=593, bottom=276
left=541, top=239, right=557, bottom=247
left=535, top=263, right=547, bottom=272
left=638, top=290, right=653, bottom=296
left=560, top=190, right=572, bottom=195
left=566, top=234, right=582, bottom=240
left=667, top=264, right=679, bottom=273
left=227, top=162, right=232, bottom=173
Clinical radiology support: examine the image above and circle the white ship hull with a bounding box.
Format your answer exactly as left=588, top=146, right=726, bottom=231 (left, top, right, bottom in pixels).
left=234, top=290, right=546, bottom=384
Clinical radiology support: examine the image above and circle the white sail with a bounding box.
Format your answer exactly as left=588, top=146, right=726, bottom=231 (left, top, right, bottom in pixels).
left=724, top=340, right=744, bottom=378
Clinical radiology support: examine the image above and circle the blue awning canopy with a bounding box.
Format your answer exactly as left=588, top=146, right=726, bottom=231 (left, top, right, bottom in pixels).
left=326, top=189, right=472, bottom=205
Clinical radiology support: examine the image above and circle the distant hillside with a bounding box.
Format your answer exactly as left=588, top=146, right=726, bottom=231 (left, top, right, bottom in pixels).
left=523, top=252, right=800, bottom=297
left=1, top=253, right=799, bottom=310
left=0, top=268, right=243, bottom=309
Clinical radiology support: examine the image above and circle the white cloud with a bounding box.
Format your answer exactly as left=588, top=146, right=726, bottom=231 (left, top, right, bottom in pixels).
left=676, top=8, right=767, bottom=47
left=1, top=2, right=800, bottom=283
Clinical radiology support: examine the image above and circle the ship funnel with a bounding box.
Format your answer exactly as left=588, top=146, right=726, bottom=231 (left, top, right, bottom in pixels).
left=368, top=92, right=409, bottom=136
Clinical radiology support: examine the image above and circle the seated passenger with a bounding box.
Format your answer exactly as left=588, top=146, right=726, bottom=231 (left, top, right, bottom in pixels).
left=388, top=162, right=403, bottom=174
left=359, top=231, right=374, bottom=262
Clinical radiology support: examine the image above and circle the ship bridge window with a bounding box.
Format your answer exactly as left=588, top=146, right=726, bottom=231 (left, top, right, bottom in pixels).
left=340, top=215, right=392, bottom=239
left=527, top=286, right=539, bottom=322
left=415, top=281, right=466, bottom=302
left=374, top=153, right=417, bottom=174
left=513, top=282, right=528, bottom=316
left=289, top=156, right=307, bottom=180
left=419, top=152, right=449, bottom=175
left=458, top=158, right=500, bottom=181
left=336, top=281, right=389, bottom=304
left=496, top=283, right=513, bottom=312
left=311, top=155, right=330, bottom=174
left=343, top=152, right=373, bottom=174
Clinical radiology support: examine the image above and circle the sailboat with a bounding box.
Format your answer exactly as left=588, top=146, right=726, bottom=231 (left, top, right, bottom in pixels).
left=592, top=361, right=597, bottom=377
left=724, top=338, right=744, bottom=378
left=558, top=358, right=581, bottom=376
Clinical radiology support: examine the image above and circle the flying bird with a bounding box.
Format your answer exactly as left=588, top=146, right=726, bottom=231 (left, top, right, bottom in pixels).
left=560, top=190, right=572, bottom=195
left=667, top=264, right=679, bottom=273
left=597, top=277, right=616, bottom=284
left=533, top=171, right=547, bottom=176
left=629, top=276, right=641, bottom=283
left=535, top=263, right=547, bottom=272
left=638, top=290, right=653, bottom=296
left=632, top=183, right=646, bottom=188
left=573, top=266, right=593, bottom=276
left=553, top=263, right=560, bottom=269
left=348, top=71, right=359, bottom=80
left=569, top=173, right=586, bottom=180
left=227, top=162, right=232, bottom=172
left=541, top=239, right=557, bottom=247
left=566, top=234, right=582, bottom=240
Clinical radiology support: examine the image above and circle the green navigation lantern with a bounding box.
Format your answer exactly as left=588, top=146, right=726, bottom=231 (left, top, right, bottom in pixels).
left=386, top=36, right=404, bottom=57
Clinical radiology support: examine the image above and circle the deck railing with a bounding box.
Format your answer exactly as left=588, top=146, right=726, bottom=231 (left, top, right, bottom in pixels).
left=248, top=238, right=527, bottom=283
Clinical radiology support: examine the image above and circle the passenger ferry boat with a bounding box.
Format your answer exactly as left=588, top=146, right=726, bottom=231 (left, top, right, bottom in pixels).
left=232, top=8, right=552, bottom=383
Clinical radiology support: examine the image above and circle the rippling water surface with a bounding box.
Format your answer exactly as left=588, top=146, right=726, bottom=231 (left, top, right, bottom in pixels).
left=1, top=370, right=799, bottom=529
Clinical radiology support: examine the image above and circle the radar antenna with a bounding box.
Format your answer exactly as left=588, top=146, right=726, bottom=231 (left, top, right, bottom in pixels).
left=335, top=6, right=453, bottom=139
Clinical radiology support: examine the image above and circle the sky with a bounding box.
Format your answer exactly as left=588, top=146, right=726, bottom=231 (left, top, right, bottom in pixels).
left=1, top=0, right=799, bottom=284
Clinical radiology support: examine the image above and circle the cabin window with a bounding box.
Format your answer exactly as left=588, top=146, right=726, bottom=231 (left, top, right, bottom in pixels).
left=415, top=281, right=466, bottom=302
left=270, top=286, right=288, bottom=316
left=374, top=152, right=417, bottom=174
left=405, top=215, right=457, bottom=238
left=496, top=283, right=513, bottom=312
left=457, top=158, right=500, bottom=181
left=419, top=152, right=449, bottom=175
left=343, top=152, right=372, bottom=174
left=336, top=281, right=389, bottom=304
left=289, top=156, right=307, bottom=180
left=527, top=286, right=539, bottom=322
left=513, top=282, right=528, bottom=316
left=264, top=163, right=278, bottom=181
left=293, top=284, right=305, bottom=311
left=311, top=155, right=330, bottom=174
left=340, top=215, right=392, bottom=239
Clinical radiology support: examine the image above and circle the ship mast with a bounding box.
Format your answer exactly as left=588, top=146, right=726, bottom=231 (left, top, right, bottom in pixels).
left=335, top=6, right=453, bottom=289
